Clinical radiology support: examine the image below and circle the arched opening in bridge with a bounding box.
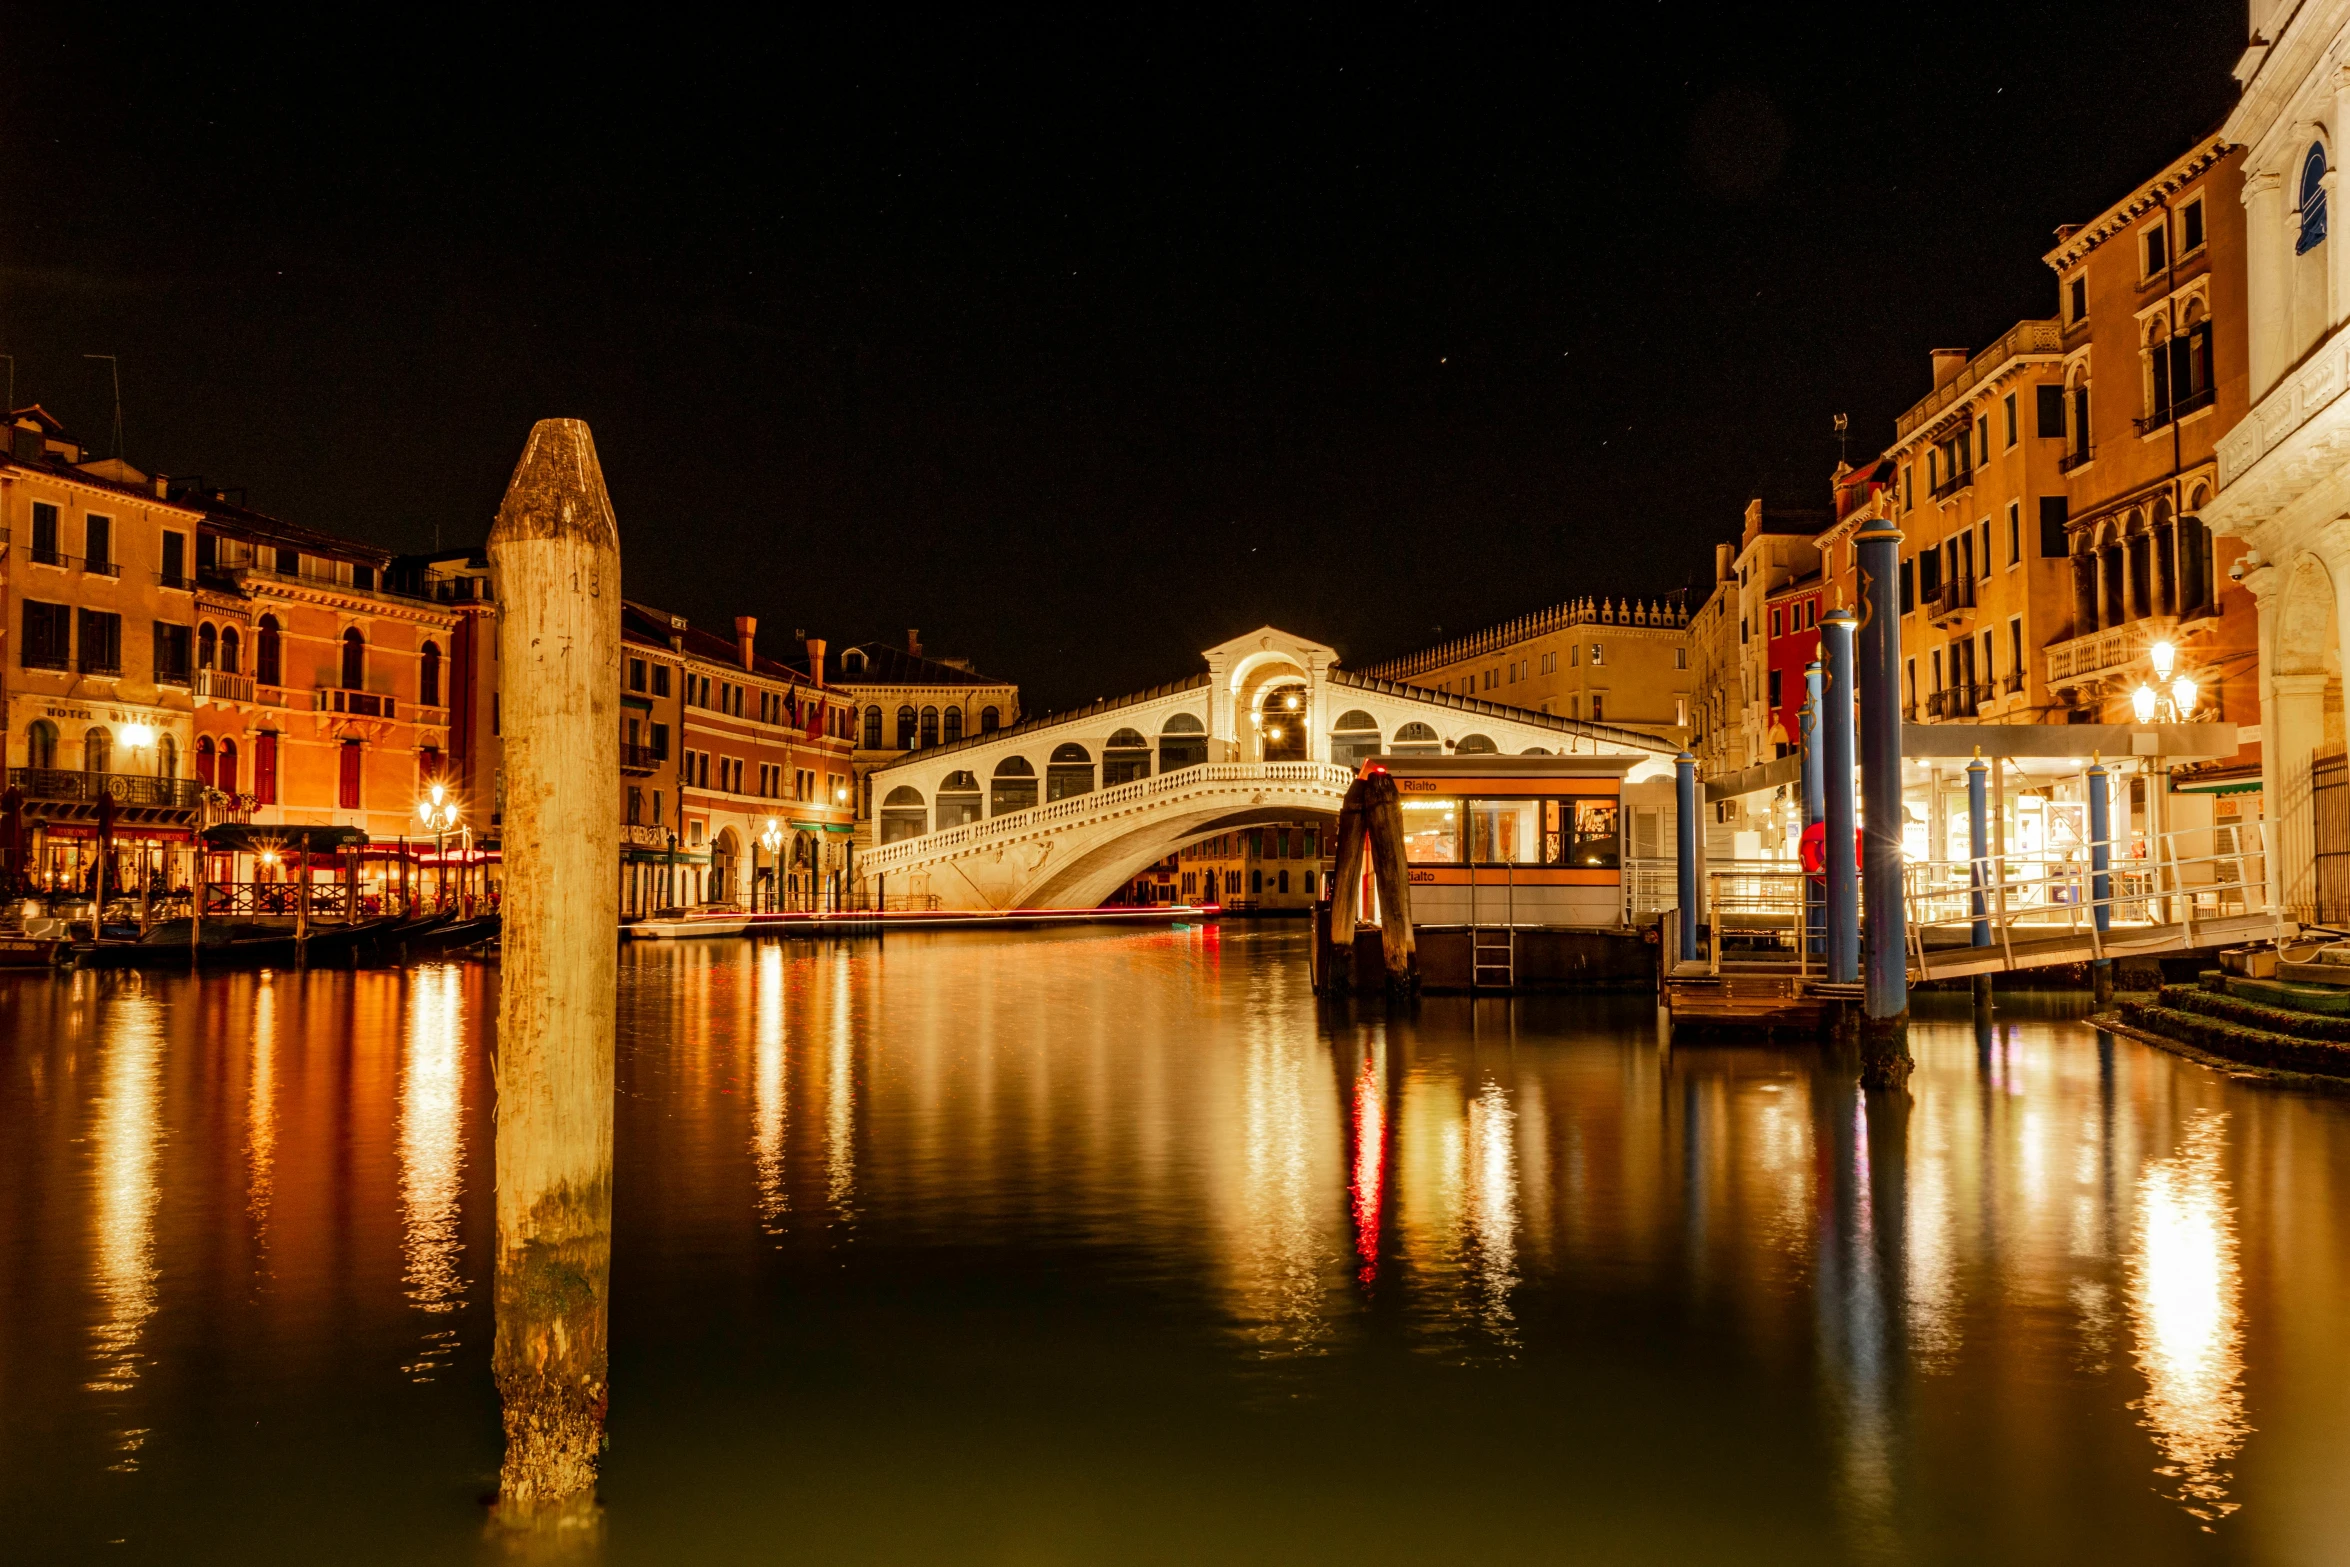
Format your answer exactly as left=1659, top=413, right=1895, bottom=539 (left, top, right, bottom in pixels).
left=1047, top=743, right=1094, bottom=801
left=1258, top=682, right=1308, bottom=762
left=935, top=770, right=983, bottom=828
left=881, top=786, right=929, bottom=844
left=991, top=756, right=1038, bottom=815
left=1390, top=721, right=1441, bottom=757
left=1456, top=733, right=1498, bottom=755
left=1521, top=746, right=1553, bottom=755
left=1159, top=712, right=1207, bottom=771
left=1103, top=728, right=1151, bottom=784
left=1330, top=710, right=1381, bottom=768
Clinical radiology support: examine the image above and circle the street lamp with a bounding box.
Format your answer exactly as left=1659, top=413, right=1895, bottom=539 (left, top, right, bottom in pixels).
left=417, top=782, right=461, bottom=910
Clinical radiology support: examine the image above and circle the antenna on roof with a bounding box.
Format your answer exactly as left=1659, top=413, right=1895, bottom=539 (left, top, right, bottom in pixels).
left=83, top=354, right=123, bottom=459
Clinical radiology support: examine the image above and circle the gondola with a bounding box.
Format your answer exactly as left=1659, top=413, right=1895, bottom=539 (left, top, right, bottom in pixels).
left=404, top=912, right=500, bottom=953
left=72, top=915, right=406, bottom=970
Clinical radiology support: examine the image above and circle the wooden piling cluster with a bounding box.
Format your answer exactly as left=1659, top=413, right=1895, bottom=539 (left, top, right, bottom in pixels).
left=1312, top=771, right=1416, bottom=994
left=487, top=420, right=622, bottom=1518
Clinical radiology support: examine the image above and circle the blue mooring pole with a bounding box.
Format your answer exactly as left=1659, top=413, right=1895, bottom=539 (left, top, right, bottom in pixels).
left=1819, top=613, right=1859, bottom=985
left=1802, top=661, right=1825, bottom=958
left=2088, top=757, right=2113, bottom=1007
left=1854, top=520, right=1912, bottom=1087
left=1967, top=750, right=1993, bottom=1012
left=1675, top=751, right=1699, bottom=967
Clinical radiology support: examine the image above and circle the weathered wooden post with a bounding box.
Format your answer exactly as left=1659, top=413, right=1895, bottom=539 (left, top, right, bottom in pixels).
left=190, top=819, right=206, bottom=963
left=1323, top=784, right=1368, bottom=993
left=1360, top=770, right=1416, bottom=990
left=1853, top=519, right=1912, bottom=1088
left=488, top=418, right=622, bottom=1526
left=294, top=845, right=310, bottom=964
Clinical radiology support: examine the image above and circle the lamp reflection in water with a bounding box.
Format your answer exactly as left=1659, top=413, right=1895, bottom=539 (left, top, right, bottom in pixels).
left=1234, top=1006, right=1332, bottom=1355
left=248, top=974, right=278, bottom=1240
left=1347, top=1037, right=1387, bottom=1288
left=398, top=964, right=470, bottom=1380
left=2129, top=1110, right=2249, bottom=1527
left=752, top=944, right=789, bottom=1232
left=1463, top=1080, right=1521, bottom=1344
left=825, top=947, right=856, bottom=1222
left=88, top=987, right=165, bottom=1471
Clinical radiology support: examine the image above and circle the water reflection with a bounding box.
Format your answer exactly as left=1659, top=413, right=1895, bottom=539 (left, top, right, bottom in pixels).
left=2129, top=1109, right=2250, bottom=1527
left=1230, top=1003, right=1337, bottom=1355
left=398, top=964, right=469, bottom=1380
left=87, top=984, right=164, bottom=1471
left=1345, top=1032, right=1387, bottom=1288
left=824, top=949, right=855, bottom=1224
left=248, top=973, right=277, bottom=1239
left=752, top=945, right=789, bottom=1232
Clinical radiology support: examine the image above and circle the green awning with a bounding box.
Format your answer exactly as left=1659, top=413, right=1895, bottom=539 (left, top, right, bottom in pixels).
left=2172, top=779, right=2264, bottom=796
left=792, top=821, right=856, bottom=834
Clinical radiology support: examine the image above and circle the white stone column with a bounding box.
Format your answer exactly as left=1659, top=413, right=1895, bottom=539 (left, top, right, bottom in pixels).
left=2247, top=170, right=2289, bottom=400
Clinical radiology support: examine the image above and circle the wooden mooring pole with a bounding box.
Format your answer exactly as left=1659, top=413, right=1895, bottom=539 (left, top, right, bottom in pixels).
left=488, top=419, right=622, bottom=1529
left=1361, top=770, right=1417, bottom=991
left=1321, top=784, right=1367, bottom=993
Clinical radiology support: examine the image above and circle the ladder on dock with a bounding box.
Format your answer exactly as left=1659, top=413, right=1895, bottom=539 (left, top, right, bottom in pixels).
left=1469, top=860, right=1516, bottom=990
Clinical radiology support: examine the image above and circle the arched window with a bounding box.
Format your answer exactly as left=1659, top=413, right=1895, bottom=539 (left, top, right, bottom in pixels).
left=24, top=719, right=57, bottom=771
left=863, top=706, right=882, bottom=749
left=156, top=734, right=178, bottom=779
left=220, top=626, right=241, bottom=675
left=943, top=707, right=963, bottom=744
left=879, top=785, right=929, bottom=844
left=1390, top=721, right=1441, bottom=757
left=1456, top=734, right=1499, bottom=754
left=420, top=641, right=442, bottom=707
left=1103, top=727, right=1151, bottom=784
left=1158, top=711, right=1208, bottom=771
left=935, top=769, right=983, bottom=828
left=256, top=615, right=281, bottom=686
left=84, top=726, right=112, bottom=775
left=980, top=706, right=1000, bottom=733
left=990, top=755, right=1039, bottom=816
left=1330, top=709, right=1381, bottom=768
left=197, top=736, right=216, bottom=786
left=2299, top=141, right=2329, bottom=255
left=198, top=623, right=218, bottom=670
left=341, top=628, right=366, bottom=691
left=2067, top=367, right=2091, bottom=461
left=1046, top=743, right=1094, bottom=801
left=843, top=649, right=867, bottom=674
left=896, top=705, right=918, bottom=749
left=219, top=739, right=240, bottom=798
left=920, top=706, right=940, bottom=749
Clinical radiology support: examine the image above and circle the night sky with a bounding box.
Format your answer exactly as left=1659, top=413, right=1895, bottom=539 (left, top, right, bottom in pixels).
left=2, top=6, right=2241, bottom=711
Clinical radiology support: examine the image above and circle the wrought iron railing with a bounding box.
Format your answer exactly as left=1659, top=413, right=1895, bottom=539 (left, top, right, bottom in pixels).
left=7, top=768, right=206, bottom=810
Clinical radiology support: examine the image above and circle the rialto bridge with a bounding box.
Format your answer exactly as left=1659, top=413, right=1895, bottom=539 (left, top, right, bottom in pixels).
left=854, top=626, right=1681, bottom=910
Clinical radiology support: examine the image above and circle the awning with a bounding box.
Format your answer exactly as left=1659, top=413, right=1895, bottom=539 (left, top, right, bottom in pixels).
left=203, top=823, right=370, bottom=852
left=792, top=820, right=856, bottom=834
left=2172, top=778, right=2264, bottom=796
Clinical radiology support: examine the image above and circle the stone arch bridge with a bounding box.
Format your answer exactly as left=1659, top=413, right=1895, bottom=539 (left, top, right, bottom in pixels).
left=855, top=626, right=1680, bottom=910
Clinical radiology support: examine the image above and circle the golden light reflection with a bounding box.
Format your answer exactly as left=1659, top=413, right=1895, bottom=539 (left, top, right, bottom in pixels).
left=1463, top=1080, right=1520, bottom=1344
left=248, top=975, right=276, bottom=1236
left=397, top=965, right=469, bottom=1380
left=1232, top=1014, right=1331, bottom=1354
left=825, top=949, right=856, bottom=1221
left=88, top=987, right=164, bottom=1470
left=2128, top=1110, right=2250, bottom=1527
left=752, top=944, right=789, bottom=1232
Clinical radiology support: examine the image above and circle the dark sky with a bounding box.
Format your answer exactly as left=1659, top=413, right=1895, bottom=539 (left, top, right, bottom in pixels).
left=1, top=5, right=2242, bottom=711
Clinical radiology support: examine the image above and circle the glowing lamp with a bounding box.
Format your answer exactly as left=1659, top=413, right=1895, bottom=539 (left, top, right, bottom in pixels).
left=2149, top=640, right=2177, bottom=681
left=1283, top=694, right=1299, bottom=711
left=2171, top=675, right=2198, bottom=716
left=429, top=781, right=447, bottom=808
left=2131, top=684, right=2158, bottom=724
left=1266, top=726, right=1283, bottom=741
left=122, top=720, right=155, bottom=749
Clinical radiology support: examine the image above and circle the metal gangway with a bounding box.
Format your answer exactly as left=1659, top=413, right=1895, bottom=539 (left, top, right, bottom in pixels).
left=1664, top=818, right=2278, bottom=981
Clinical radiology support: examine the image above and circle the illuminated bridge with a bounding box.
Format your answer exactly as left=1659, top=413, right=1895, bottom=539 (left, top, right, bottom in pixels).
left=854, top=627, right=1680, bottom=911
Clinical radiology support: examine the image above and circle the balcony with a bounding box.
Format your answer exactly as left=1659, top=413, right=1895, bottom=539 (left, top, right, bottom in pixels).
left=1928, top=467, right=1972, bottom=502
left=9, top=768, right=204, bottom=813
left=2058, top=444, right=2095, bottom=474
left=1926, top=577, right=1975, bottom=625
left=1925, top=690, right=1948, bottom=718
left=2044, top=626, right=2138, bottom=684
left=2003, top=669, right=2025, bottom=695
left=1972, top=682, right=1998, bottom=709
left=2134, top=384, right=2216, bottom=437
left=428, top=576, right=495, bottom=604
left=154, top=570, right=195, bottom=591
left=196, top=669, right=256, bottom=703
left=314, top=687, right=396, bottom=719
left=410, top=703, right=450, bottom=728
left=621, top=742, right=664, bottom=775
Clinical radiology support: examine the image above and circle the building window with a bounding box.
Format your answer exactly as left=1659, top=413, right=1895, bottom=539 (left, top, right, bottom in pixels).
left=421, top=641, right=443, bottom=706
left=652, top=664, right=670, bottom=697
left=2144, top=222, right=2167, bottom=277
left=85, top=514, right=113, bottom=574
left=863, top=706, right=882, bottom=748
left=198, top=623, right=218, bottom=670
left=943, top=707, right=963, bottom=744
left=2182, top=198, right=2204, bottom=254
left=339, top=741, right=362, bottom=808
left=153, top=622, right=192, bottom=686
left=22, top=601, right=71, bottom=670
left=2007, top=502, right=2021, bottom=566
left=2068, top=274, right=2087, bottom=323
left=2301, top=142, right=2330, bottom=255
left=218, top=739, right=239, bottom=797
left=2004, top=392, right=2018, bottom=448
left=254, top=732, right=279, bottom=804
left=2039, top=496, right=2070, bottom=557
left=162, top=531, right=187, bottom=587
left=30, top=502, right=59, bottom=565
left=920, top=706, right=940, bottom=749
left=1675, top=646, right=1687, bottom=670
left=77, top=609, right=122, bottom=675
left=628, top=656, right=646, bottom=692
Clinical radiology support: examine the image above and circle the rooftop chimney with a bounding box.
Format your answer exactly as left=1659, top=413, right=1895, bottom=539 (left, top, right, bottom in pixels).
left=734, top=614, right=756, bottom=671
left=1929, top=347, right=1970, bottom=389
left=907, top=628, right=922, bottom=658
left=805, top=636, right=826, bottom=688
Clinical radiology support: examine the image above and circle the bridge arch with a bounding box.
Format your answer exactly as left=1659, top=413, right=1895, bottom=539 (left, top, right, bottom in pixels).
left=880, top=786, right=928, bottom=843
left=1330, top=710, right=1380, bottom=768
left=937, top=770, right=982, bottom=828
left=1456, top=733, right=1498, bottom=754
left=1047, top=743, right=1094, bottom=800
left=1159, top=712, right=1207, bottom=771
left=991, top=755, right=1038, bottom=815
left=1104, top=728, right=1150, bottom=784
left=1391, top=721, right=1441, bottom=756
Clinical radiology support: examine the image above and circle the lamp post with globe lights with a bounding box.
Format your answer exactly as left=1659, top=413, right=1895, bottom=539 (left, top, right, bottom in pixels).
left=2128, top=640, right=2199, bottom=927
left=417, top=782, right=461, bottom=911
left=759, top=817, right=783, bottom=913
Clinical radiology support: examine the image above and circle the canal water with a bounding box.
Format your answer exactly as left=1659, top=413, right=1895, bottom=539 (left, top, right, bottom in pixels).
left=3, top=925, right=2346, bottom=1564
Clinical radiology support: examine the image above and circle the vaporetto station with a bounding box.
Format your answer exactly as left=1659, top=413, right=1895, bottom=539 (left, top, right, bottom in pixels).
left=852, top=627, right=1682, bottom=912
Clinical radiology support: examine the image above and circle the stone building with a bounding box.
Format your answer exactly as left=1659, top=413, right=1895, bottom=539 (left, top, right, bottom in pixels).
left=1356, top=594, right=1692, bottom=749
left=784, top=631, right=1022, bottom=827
